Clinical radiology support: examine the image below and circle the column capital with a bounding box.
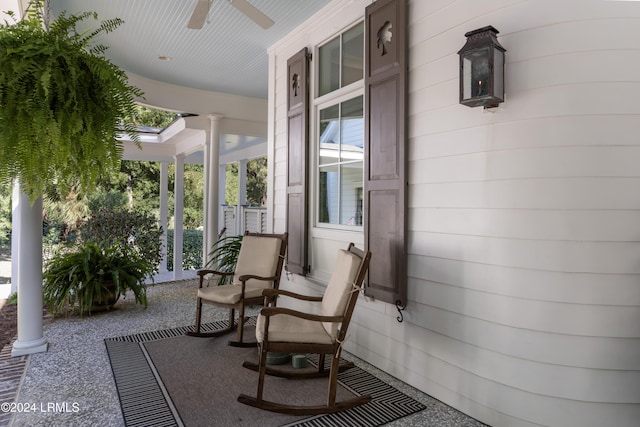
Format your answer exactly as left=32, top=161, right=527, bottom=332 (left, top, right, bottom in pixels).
left=208, top=113, right=224, bottom=121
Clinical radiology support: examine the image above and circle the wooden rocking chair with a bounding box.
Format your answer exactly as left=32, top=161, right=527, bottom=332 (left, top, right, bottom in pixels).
left=187, top=231, right=288, bottom=347
left=238, top=243, right=372, bottom=414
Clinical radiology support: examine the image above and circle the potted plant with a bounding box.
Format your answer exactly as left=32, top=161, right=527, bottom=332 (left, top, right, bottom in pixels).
left=0, top=0, right=143, bottom=201
left=43, top=241, right=153, bottom=316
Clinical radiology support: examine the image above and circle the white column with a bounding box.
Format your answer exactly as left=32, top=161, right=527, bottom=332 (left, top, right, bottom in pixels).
left=202, top=141, right=211, bottom=267
left=10, top=181, right=20, bottom=295
left=158, top=161, right=169, bottom=274
left=206, top=114, right=222, bottom=260
left=237, top=159, right=248, bottom=234
left=173, top=154, right=185, bottom=280
left=12, top=191, right=47, bottom=356
left=218, top=164, right=227, bottom=236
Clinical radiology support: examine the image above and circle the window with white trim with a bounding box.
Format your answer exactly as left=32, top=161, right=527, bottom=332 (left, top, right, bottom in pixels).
left=315, top=22, right=364, bottom=229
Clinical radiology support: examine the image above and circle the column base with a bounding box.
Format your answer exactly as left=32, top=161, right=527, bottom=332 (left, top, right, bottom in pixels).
left=11, top=337, right=48, bottom=357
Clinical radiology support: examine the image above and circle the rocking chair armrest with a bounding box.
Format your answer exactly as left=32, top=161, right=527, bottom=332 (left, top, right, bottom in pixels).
left=197, top=269, right=235, bottom=288
left=198, top=269, right=235, bottom=277
left=237, top=274, right=278, bottom=283
left=260, top=306, right=343, bottom=323
left=262, top=288, right=323, bottom=302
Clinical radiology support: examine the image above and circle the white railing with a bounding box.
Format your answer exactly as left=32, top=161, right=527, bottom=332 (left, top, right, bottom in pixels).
left=222, top=205, right=237, bottom=235
left=221, top=205, right=267, bottom=236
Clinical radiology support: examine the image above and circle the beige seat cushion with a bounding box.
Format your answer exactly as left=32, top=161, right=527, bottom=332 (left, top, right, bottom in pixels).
left=198, top=235, right=283, bottom=305
left=256, top=312, right=333, bottom=344
left=233, top=235, right=282, bottom=290
left=198, top=283, right=266, bottom=304
left=320, top=249, right=362, bottom=338
left=255, top=248, right=363, bottom=345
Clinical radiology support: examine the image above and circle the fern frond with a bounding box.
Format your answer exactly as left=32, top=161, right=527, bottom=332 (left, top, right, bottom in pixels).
left=0, top=0, right=144, bottom=202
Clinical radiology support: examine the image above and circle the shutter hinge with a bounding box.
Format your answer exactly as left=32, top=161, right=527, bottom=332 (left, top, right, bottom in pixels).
left=306, top=51, right=312, bottom=61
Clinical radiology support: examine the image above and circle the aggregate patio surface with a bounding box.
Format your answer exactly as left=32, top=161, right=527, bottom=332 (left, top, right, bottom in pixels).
left=0, top=271, right=486, bottom=427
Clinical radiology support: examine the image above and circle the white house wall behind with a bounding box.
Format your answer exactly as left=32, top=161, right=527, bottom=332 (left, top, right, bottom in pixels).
left=267, top=0, right=640, bottom=426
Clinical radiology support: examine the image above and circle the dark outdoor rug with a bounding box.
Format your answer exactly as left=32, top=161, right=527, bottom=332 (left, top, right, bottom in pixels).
left=105, top=320, right=425, bottom=427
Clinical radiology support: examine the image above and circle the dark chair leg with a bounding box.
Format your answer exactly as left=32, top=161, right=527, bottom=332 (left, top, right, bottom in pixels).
left=256, top=344, right=268, bottom=401
left=194, top=297, right=202, bottom=333
left=327, top=349, right=342, bottom=406
left=229, top=304, right=257, bottom=347
left=237, top=302, right=245, bottom=343
left=318, top=354, right=326, bottom=374
left=186, top=304, right=237, bottom=338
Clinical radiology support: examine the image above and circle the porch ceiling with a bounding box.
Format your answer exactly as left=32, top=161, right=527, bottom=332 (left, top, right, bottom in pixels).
left=44, top=0, right=329, bottom=162
left=50, top=0, right=331, bottom=100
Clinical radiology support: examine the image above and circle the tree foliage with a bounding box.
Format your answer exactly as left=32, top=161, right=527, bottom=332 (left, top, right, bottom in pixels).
left=225, top=157, right=267, bottom=207
left=125, top=105, right=177, bottom=129
left=79, top=208, right=163, bottom=275
left=0, top=0, right=143, bottom=202
left=247, top=157, right=267, bottom=207
left=0, top=185, right=10, bottom=246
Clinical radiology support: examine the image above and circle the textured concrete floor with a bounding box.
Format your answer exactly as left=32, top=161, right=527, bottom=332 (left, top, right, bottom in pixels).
left=3, top=276, right=486, bottom=427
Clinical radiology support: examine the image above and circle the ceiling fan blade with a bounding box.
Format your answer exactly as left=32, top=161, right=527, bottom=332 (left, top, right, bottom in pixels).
left=228, top=0, right=274, bottom=29
left=187, top=0, right=211, bottom=29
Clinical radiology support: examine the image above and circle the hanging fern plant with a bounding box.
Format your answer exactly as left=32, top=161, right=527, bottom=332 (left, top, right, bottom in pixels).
left=0, top=0, right=143, bottom=201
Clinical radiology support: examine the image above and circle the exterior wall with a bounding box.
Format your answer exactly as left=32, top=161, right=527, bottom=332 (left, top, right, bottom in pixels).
left=267, top=1, right=640, bottom=426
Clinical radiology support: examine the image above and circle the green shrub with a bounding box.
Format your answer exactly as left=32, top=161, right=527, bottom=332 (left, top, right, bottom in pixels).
left=166, top=229, right=203, bottom=271
left=79, top=209, right=163, bottom=274
left=87, top=190, right=128, bottom=213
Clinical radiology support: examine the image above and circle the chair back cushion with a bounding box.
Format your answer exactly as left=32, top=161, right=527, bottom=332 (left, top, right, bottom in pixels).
left=233, top=235, right=282, bottom=289
left=321, top=249, right=362, bottom=338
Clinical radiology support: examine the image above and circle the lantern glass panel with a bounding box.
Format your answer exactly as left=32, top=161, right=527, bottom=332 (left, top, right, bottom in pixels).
left=462, top=48, right=490, bottom=101
left=493, top=49, right=504, bottom=101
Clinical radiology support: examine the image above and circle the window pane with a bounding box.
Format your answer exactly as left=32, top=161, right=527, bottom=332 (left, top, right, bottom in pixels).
left=340, top=96, right=363, bottom=162
left=342, top=24, right=364, bottom=87
left=318, top=164, right=339, bottom=224
left=319, top=36, right=340, bottom=96
left=319, top=104, right=340, bottom=165
left=340, top=162, right=363, bottom=225
left=317, top=95, right=364, bottom=227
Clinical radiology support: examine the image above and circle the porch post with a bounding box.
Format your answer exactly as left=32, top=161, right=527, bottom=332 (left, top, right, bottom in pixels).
left=202, top=140, right=211, bottom=266
left=238, top=159, right=248, bottom=234
left=158, top=161, right=169, bottom=274
left=173, top=154, right=185, bottom=280
left=12, top=189, right=47, bottom=356
left=219, top=164, right=226, bottom=236
left=10, top=181, right=19, bottom=295
left=206, top=114, right=222, bottom=261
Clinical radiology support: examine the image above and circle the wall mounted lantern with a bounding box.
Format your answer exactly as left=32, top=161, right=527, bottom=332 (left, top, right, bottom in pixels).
left=458, top=26, right=506, bottom=108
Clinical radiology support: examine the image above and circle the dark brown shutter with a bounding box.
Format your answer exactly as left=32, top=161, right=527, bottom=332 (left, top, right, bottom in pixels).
left=364, top=0, right=407, bottom=306
left=285, top=47, right=310, bottom=276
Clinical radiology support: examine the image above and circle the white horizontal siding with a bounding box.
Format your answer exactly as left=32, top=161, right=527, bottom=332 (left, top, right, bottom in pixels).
left=410, top=231, right=640, bottom=274
left=409, top=254, right=640, bottom=306
left=409, top=208, right=640, bottom=241
left=347, top=311, right=640, bottom=427
left=267, top=0, right=640, bottom=426
left=410, top=178, right=640, bottom=210
left=352, top=307, right=638, bottom=403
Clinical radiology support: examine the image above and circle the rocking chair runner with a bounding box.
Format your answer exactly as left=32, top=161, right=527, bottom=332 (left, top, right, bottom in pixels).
left=187, top=231, right=288, bottom=347
left=238, top=243, right=372, bottom=415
